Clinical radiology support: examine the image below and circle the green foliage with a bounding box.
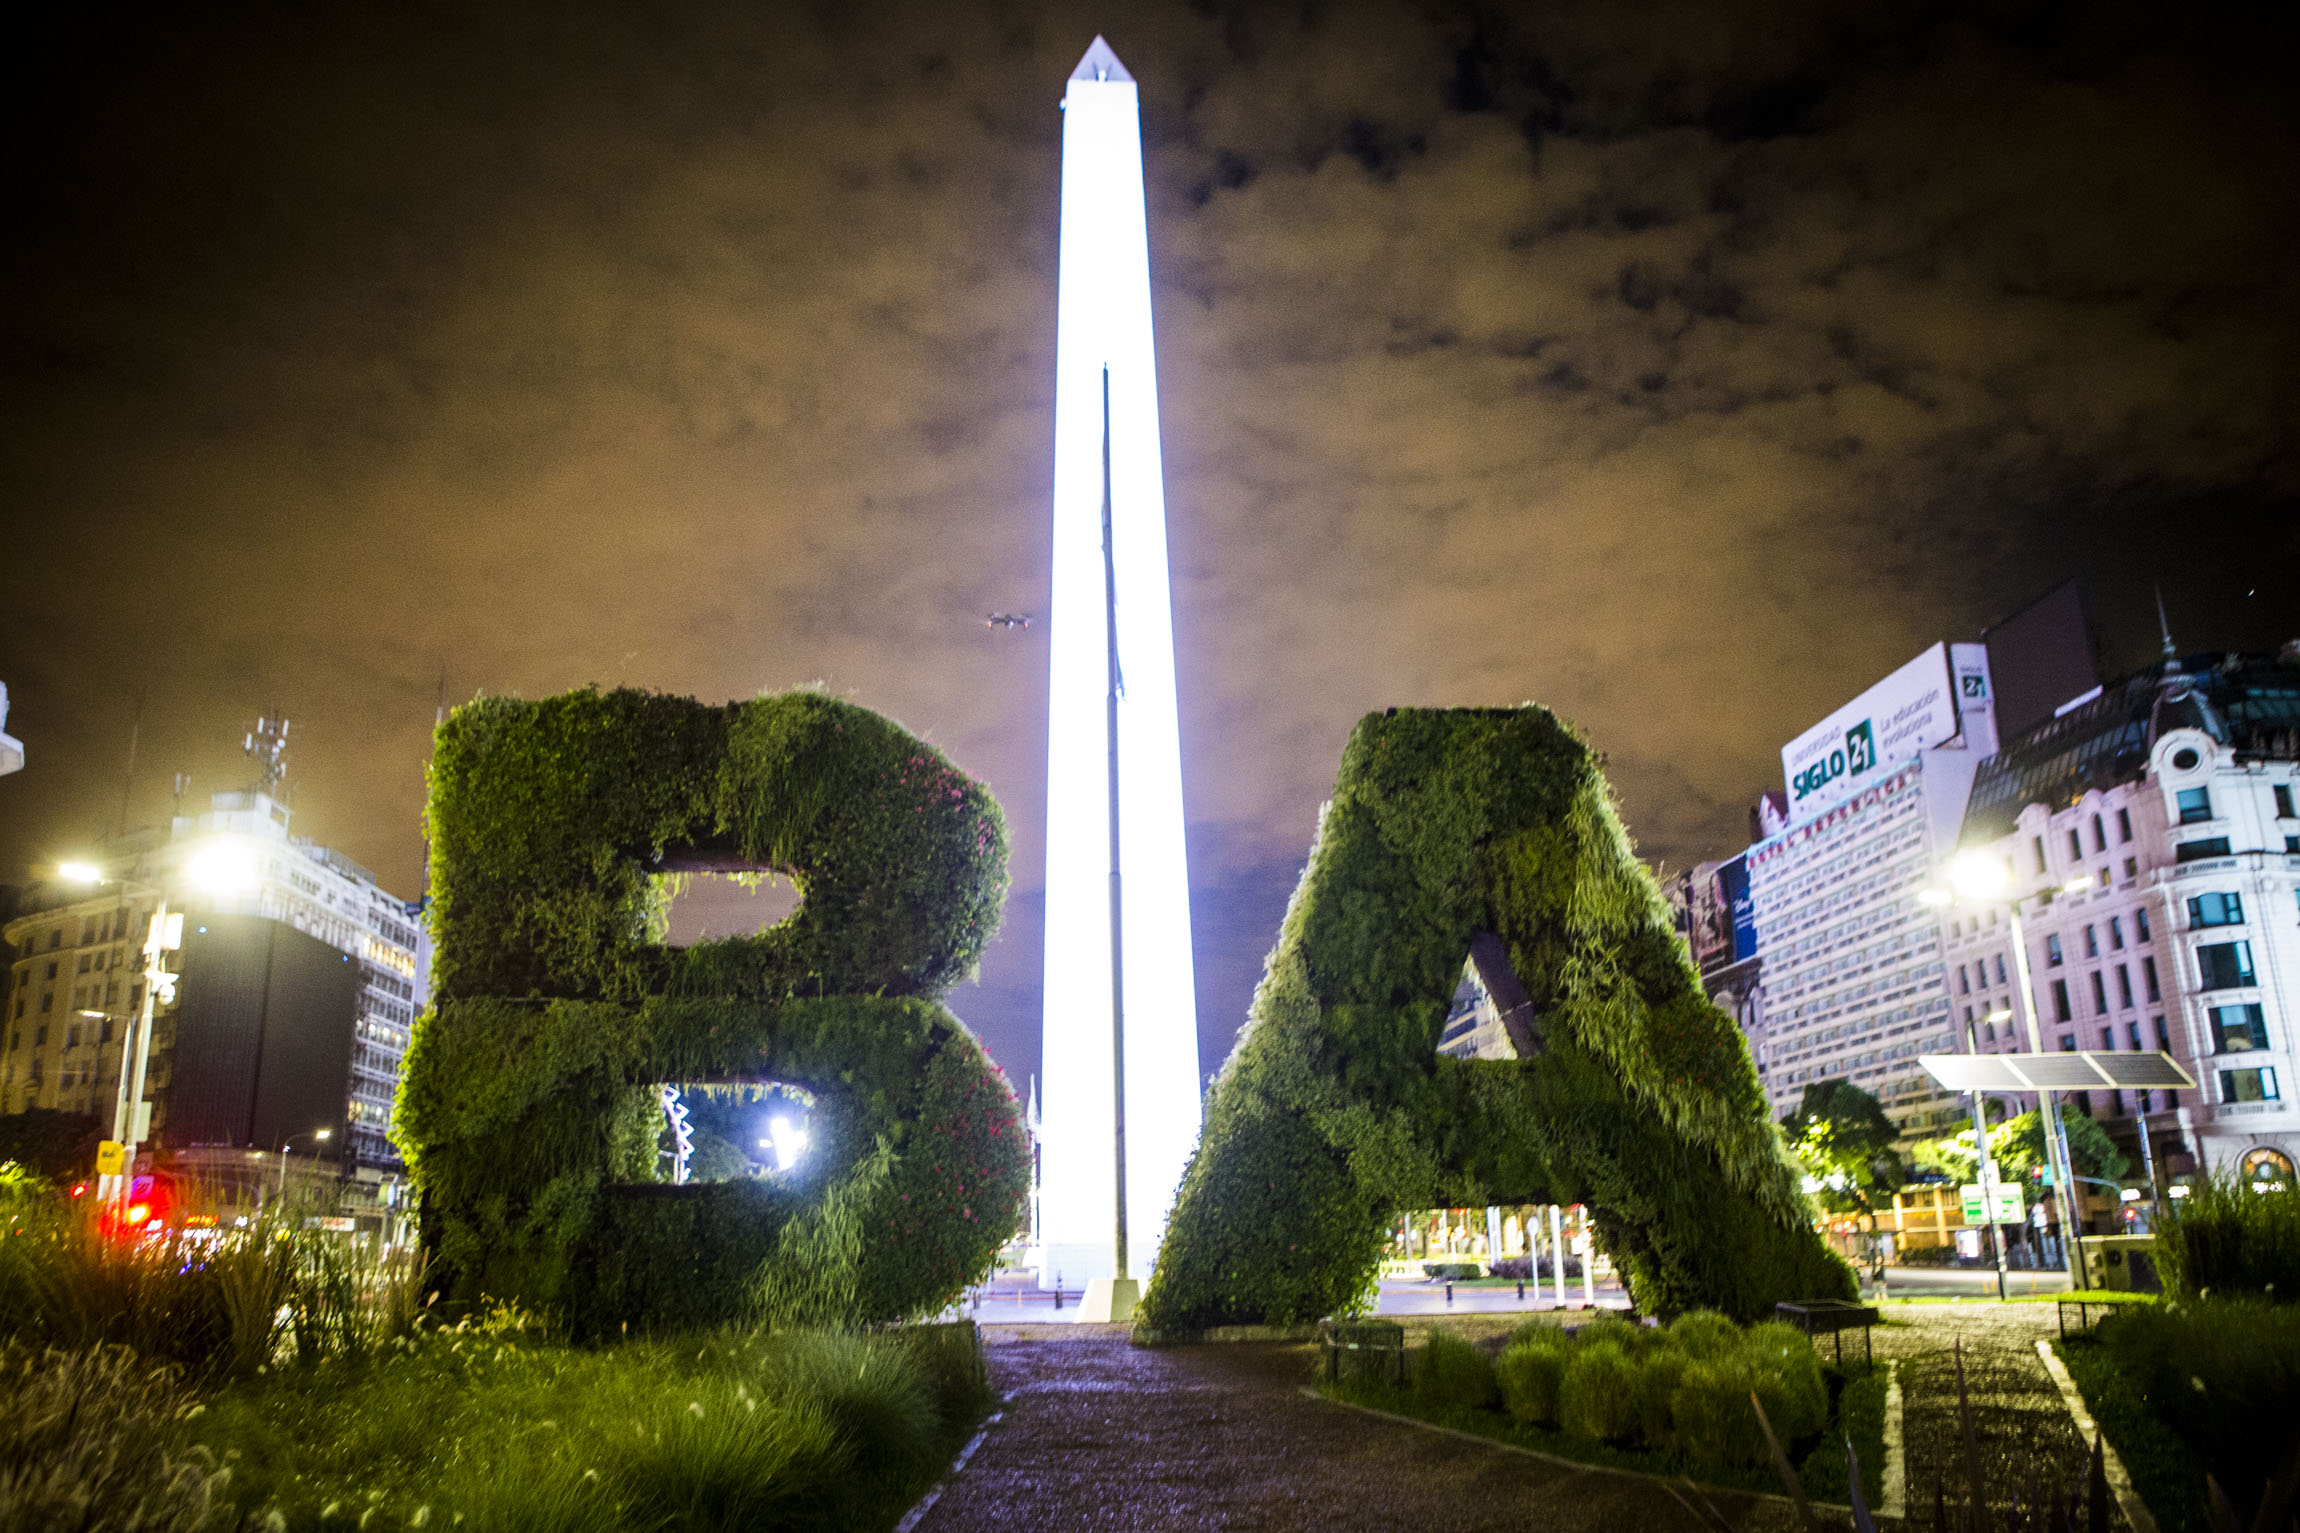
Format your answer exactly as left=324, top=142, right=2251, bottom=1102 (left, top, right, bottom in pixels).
left=169, top=1323, right=988, bottom=1531
left=1558, top=1341, right=1641, bottom=1442
left=1141, top=707, right=1851, bottom=1329
left=0, top=1196, right=420, bottom=1378
left=1632, top=1347, right=1688, bottom=1448
left=1497, top=1329, right=1571, bottom=1425
left=402, top=689, right=1030, bottom=1335
left=1668, top=1309, right=1743, bottom=1361
left=1912, top=1104, right=2129, bottom=1187
left=1782, top=1080, right=1907, bottom=1222
left=0, top=1342, right=230, bottom=1531
left=2074, top=1299, right=2300, bottom=1525
left=1415, top=1327, right=1500, bottom=1410
left=0, top=1109, right=103, bottom=1184
left=2155, top=1168, right=2300, bottom=1304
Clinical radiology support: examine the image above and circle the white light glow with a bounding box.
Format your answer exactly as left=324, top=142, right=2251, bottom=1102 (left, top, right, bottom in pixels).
left=187, top=839, right=258, bottom=894
left=1038, top=36, right=1202, bottom=1286
left=767, top=1115, right=809, bottom=1171
left=58, top=861, right=102, bottom=884
left=1947, top=850, right=2012, bottom=901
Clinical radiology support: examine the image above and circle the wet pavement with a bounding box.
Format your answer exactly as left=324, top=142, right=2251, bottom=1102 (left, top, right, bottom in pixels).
left=905, top=1302, right=2119, bottom=1531
left=910, top=1326, right=1806, bottom=1532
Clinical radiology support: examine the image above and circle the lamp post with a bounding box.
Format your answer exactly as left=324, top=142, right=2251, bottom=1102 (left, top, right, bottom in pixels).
left=277, top=1128, right=333, bottom=1202
left=1919, top=850, right=2090, bottom=1289
left=60, top=838, right=259, bottom=1210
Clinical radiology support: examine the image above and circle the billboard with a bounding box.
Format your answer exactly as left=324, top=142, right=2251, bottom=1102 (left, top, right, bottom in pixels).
left=1781, top=642, right=1959, bottom=824
left=1721, top=854, right=1756, bottom=963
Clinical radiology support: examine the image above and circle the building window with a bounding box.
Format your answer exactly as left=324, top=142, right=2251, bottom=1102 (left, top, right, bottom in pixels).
left=2052, top=979, right=2072, bottom=1022
left=2122, top=857, right=2137, bottom=882
left=2127, top=1021, right=2143, bottom=1050
left=2065, top=829, right=2082, bottom=861
left=2211, top=1004, right=2269, bottom=1053
left=1994, top=956, right=2008, bottom=986
left=2189, top=892, right=2244, bottom=928
left=2276, top=785, right=2295, bottom=819
left=2219, top=1066, right=2280, bottom=1104
left=42, top=962, right=56, bottom=981
left=2143, top=956, right=2161, bottom=1002
left=2089, top=971, right=2108, bottom=1014
left=2116, top=807, right=2133, bottom=843
left=39, top=994, right=51, bottom=1014
left=2060, top=1033, right=2077, bottom=1052
left=33, top=1024, right=46, bottom=1046
left=2046, top=933, right=2064, bottom=967
left=2108, top=916, right=2125, bottom=949
left=2177, top=838, right=2232, bottom=863
left=2196, top=942, right=2255, bottom=991
left=2032, top=837, right=2048, bottom=875
left=2287, top=835, right=2299, bottom=854
left=2154, top=1016, right=2170, bottom=1049
left=2177, top=787, right=2214, bottom=824
left=2136, top=908, right=2152, bottom=943
left=1958, top=965, right=1970, bottom=994
left=2116, top=966, right=2133, bottom=1009
left=2084, top=924, right=2099, bottom=957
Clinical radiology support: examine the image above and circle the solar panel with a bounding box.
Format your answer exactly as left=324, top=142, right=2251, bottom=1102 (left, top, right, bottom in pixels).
left=1919, top=1051, right=2195, bottom=1093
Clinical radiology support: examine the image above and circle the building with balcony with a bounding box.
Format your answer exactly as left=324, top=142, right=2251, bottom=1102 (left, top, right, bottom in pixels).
left=1954, top=647, right=2300, bottom=1184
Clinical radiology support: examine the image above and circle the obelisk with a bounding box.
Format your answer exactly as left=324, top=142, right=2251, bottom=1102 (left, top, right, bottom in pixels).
left=1038, top=35, right=1200, bottom=1308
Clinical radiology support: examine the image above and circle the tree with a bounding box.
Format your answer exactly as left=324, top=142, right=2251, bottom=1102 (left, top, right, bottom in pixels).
left=0, top=1109, right=102, bottom=1184
left=1911, top=1104, right=2128, bottom=1187
left=1782, top=1080, right=1908, bottom=1234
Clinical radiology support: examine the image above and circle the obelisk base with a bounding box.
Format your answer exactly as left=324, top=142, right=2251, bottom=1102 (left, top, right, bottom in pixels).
left=1079, top=1276, right=1139, bottom=1323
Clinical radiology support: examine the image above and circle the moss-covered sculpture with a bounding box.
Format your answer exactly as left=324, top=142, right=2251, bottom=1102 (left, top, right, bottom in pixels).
left=397, top=688, right=1030, bottom=1335
left=1141, top=706, right=1851, bottom=1328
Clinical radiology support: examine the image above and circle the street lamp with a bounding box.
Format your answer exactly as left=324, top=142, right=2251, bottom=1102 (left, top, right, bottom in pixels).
left=277, top=1128, right=333, bottom=1201
left=1918, top=849, right=2093, bottom=1289
left=60, top=839, right=258, bottom=1209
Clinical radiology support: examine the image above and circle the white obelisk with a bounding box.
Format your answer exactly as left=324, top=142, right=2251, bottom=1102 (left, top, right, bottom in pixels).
left=1039, top=35, right=1200, bottom=1299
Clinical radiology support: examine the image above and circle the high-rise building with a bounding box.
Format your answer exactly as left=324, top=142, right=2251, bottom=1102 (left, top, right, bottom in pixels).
left=0, top=785, right=425, bottom=1178
left=1953, top=645, right=2300, bottom=1183
left=1037, top=36, right=1202, bottom=1287
left=0, top=681, right=21, bottom=777
left=1740, top=642, right=2000, bottom=1137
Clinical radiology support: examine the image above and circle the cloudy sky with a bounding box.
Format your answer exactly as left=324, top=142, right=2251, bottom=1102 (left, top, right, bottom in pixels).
left=3, top=0, right=2295, bottom=1088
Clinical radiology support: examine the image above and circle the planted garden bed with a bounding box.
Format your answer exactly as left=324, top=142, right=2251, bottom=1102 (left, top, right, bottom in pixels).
left=1323, top=1311, right=1887, bottom=1506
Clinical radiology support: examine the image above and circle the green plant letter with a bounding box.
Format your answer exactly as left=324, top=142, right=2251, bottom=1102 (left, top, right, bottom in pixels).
left=1141, top=706, right=1853, bottom=1328
left=398, top=689, right=1030, bottom=1335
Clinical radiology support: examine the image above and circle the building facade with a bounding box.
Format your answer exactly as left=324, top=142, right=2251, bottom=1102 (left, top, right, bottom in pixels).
left=1955, top=650, right=2300, bottom=1183
left=1, top=787, right=425, bottom=1175
left=1736, top=642, right=2000, bottom=1138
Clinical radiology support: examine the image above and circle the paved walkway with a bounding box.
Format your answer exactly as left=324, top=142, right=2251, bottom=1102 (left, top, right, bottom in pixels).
left=908, top=1303, right=2111, bottom=1532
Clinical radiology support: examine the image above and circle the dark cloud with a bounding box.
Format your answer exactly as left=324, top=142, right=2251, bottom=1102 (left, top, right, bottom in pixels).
left=3, top=0, right=2295, bottom=1090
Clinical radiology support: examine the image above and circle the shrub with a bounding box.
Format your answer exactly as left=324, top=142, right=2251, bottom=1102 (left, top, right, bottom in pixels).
left=2092, top=1298, right=2300, bottom=1510
left=2155, top=1169, right=2300, bottom=1303
left=1574, top=1313, right=1651, bottom=1354
left=1415, top=1328, right=1499, bottom=1411
left=1496, top=1331, right=1571, bottom=1425
left=1422, top=1262, right=1482, bottom=1281
left=1558, top=1342, right=1641, bottom=1443
left=1488, top=1257, right=1532, bottom=1280
left=1673, top=1356, right=1768, bottom=1468
left=1741, top=1320, right=1827, bottom=1443
left=1669, top=1309, right=1743, bottom=1361
left=1632, top=1347, right=1688, bottom=1449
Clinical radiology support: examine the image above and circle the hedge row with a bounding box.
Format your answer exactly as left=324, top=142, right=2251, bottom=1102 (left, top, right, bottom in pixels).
left=1140, top=705, right=1851, bottom=1328
left=399, top=689, right=1030, bottom=1335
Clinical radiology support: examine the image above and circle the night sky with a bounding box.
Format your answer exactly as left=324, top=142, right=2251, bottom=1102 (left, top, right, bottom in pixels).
left=4, top=2, right=2296, bottom=1092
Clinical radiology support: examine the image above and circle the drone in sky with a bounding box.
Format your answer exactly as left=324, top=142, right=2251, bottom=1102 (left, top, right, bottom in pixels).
left=985, top=612, right=1034, bottom=630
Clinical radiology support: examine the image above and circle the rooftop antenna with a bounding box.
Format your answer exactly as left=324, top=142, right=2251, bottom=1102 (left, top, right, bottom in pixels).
left=171, top=772, right=191, bottom=822
left=244, top=713, right=290, bottom=796
left=2154, top=586, right=2179, bottom=665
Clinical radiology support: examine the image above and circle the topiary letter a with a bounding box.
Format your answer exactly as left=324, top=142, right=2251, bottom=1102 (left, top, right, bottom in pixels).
left=1141, top=705, right=1851, bottom=1329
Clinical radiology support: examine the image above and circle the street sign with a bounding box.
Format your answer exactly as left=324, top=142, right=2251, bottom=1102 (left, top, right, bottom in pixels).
left=95, top=1140, right=125, bottom=1176
left=1961, top=1183, right=2024, bottom=1224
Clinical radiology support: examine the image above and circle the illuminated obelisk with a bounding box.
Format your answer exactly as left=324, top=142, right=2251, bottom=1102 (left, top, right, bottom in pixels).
left=1039, top=35, right=1200, bottom=1307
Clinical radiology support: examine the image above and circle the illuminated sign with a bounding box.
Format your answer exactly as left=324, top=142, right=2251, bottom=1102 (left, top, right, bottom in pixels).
left=1781, top=642, right=1959, bottom=823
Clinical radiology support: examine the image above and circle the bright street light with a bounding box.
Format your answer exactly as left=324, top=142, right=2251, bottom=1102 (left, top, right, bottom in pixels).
left=188, top=839, right=258, bottom=893
left=1947, top=849, right=2011, bottom=900
left=767, top=1114, right=808, bottom=1171
left=58, top=861, right=103, bottom=884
